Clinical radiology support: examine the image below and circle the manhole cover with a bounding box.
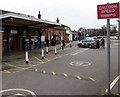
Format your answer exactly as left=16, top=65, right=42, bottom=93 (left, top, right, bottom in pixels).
left=70, top=61, right=91, bottom=66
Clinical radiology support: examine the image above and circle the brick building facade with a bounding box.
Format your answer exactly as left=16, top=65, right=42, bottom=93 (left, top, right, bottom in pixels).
left=0, top=10, right=69, bottom=61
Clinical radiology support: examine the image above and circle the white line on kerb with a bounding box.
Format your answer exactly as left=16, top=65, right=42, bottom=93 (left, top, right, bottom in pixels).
left=0, top=88, right=36, bottom=97
left=106, top=75, right=120, bottom=93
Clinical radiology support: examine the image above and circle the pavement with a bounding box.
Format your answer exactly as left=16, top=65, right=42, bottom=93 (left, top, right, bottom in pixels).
left=1, top=39, right=119, bottom=95
left=1, top=41, right=78, bottom=73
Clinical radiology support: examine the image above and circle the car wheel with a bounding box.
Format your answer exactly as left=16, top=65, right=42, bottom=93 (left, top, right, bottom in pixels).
left=88, top=45, right=92, bottom=48
left=78, top=44, right=81, bottom=47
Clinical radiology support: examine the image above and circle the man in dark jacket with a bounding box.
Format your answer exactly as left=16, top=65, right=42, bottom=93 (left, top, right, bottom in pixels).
left=96, top=39, right=100, bottom=49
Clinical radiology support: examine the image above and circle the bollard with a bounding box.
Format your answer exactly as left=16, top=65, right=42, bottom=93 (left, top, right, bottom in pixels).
left=41, top=49, right=44, bottom=59
left=25, top=51, right=29, bottom=64
left=35, top=69, right=38, bottom=72
left=46, top=47, right=48, bottom=54
left=55, top=46, right=57, bottom=55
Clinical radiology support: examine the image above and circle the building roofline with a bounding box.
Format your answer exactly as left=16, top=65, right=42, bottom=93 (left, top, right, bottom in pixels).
left=0, top=12, right=61, bottom=27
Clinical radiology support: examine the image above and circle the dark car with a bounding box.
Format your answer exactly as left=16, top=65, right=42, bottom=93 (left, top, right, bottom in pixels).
left=78, top=39, right=97, bottom=48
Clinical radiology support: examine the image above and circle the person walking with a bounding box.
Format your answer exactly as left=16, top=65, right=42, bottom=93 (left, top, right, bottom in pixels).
left=96, top=39, right=100, bottom=49
left=100, top=38, right=105, bottom=48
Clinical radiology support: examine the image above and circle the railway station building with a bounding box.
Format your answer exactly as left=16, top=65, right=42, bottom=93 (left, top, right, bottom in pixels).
left=0, top=10, right=70, bottom=61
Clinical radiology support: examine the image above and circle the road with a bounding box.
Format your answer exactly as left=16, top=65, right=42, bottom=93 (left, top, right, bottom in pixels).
left=1, top=40, right=119, bottom=96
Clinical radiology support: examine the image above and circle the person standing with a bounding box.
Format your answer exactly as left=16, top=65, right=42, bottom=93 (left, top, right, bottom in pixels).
left=96, top=39, right=100, bottom=49
left=100, top=38, right=105, bottom=48
left=46, top=39, right=49, bottom=47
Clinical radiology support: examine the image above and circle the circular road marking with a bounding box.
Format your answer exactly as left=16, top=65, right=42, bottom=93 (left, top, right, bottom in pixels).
left=70, top=61, right=91, bottom=66
left=0, top=88, right=36, bottom=97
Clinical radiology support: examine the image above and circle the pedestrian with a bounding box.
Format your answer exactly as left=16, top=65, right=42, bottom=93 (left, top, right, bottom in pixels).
left=61, top=40, right=65, bottom=50
left=100, top=38, right=105, bottom=48
left=34, top=38, right=38, bottom=49
left=46, top=39, right=49, bottom=47
left=96, top=39, right=100, bottom=49
left=51, top=38, right=56, bottom=46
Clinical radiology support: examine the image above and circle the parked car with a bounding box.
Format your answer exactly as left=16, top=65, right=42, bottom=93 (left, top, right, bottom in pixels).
left=110, top=36, right=119, bottom=40
left=78, top=39, right=97, bottom=49
left=85, top=37, right=97, bottom=40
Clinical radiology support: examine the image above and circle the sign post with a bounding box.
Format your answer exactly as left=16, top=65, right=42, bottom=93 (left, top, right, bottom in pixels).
left=97, top=2, right=119, bottom=95
left=107, top=18, right=111, bottom=95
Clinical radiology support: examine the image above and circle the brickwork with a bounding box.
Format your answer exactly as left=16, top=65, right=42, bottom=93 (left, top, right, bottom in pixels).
left=0, top=31, right=3, bottom=61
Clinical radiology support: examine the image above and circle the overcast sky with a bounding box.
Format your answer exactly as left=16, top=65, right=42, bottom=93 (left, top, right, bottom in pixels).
left=0, top=0, right=119, bottom=30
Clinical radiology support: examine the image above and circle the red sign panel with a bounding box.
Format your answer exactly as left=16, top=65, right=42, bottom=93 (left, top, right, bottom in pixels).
left=97, top=3, right=119, bottom=19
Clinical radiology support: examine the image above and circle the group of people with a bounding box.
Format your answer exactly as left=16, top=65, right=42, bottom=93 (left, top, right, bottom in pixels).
left=96, top=38, right=105, bottom=49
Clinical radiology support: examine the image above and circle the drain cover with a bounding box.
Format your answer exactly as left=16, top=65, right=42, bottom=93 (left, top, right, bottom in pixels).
left=70, top=61, right=91, bottom=66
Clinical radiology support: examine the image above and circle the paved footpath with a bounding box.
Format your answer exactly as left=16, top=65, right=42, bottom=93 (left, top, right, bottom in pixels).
left=1, top=41, right=78, bottom=73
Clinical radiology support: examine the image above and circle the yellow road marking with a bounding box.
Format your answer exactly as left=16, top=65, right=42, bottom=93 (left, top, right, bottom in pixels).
left=44, top=57, right=50, bottom=61
left=33, top=56, right=44, bottom=63
left=63, top=73, right=68, bottom=77
left=35, top=69, right=38, bottom=72
left=3, top=70, right=11, bottom=73
left=51, top=72, right=56, bottom=75
left=89, top=77, right=95, bottom=82
left=75, top=75, right=82, bottom=80
left=5, top=63, right=26, bottom=70
left=42, top=70, right=46, bottom=74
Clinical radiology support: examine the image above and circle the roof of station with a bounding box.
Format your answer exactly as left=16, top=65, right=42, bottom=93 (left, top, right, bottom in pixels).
left=0, top=10, right=66, bottom=29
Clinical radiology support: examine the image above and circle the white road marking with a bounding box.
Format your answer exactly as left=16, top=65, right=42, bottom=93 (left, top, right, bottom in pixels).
left=70, top=48, right=88, bottom=56
left=106, top=75, right=120, bottom=93
left=70, top=61, right=91, bottom=67
left=0, top=88, right=36, bottom=97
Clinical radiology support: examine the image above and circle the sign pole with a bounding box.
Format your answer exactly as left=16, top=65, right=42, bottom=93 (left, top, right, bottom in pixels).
left=97, top=2, right=119, bottom=95
left=107, top=18, right=111, bottom=95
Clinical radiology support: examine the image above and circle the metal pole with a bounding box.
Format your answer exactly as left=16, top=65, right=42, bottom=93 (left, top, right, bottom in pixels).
left=55, top=46, right=57, bottom=55
left=46, top=47, right=48, bottom=54
left=25, top=51, right=29, bottom=64
left=107, top=19, right=111, bottom=95
left=41, top=49, right=44, bottom=59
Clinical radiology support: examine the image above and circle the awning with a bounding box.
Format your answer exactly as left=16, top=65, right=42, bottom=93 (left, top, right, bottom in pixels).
left=0, top=13, right=61, bottom=29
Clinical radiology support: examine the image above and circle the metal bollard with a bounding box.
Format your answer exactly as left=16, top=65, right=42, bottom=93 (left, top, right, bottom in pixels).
left=41, top=49, right=44, bottom=59
left=25, top=51, right=29, bottom=64
left=46, top=47, right=48, bottom=54
left=55, top=46, right=57, bottom=55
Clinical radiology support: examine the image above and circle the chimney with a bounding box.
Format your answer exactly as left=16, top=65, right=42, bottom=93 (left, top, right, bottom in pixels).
left=56, top=17, right=59, bottom=23
left=38, top=11, right=41, bottom=19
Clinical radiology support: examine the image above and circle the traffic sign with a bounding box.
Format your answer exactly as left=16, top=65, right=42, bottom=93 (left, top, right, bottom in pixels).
left=97, top=3, right=119, bottom=19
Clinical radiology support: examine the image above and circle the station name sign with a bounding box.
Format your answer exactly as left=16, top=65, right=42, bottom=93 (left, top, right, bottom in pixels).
left=97, top=3, right=119, bottom=19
